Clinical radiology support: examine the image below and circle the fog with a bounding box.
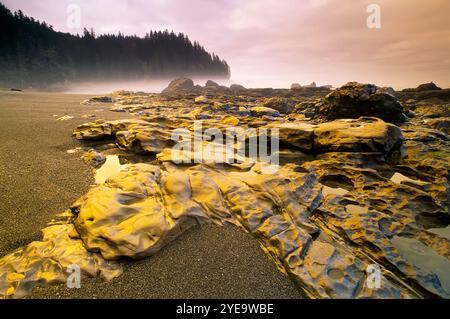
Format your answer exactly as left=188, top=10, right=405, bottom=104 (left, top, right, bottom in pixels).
left=61, top=78, right=242, bottom=95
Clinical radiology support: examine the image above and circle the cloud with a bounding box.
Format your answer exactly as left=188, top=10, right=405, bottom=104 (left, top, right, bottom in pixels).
left=2, top=0, right=450, bottom=88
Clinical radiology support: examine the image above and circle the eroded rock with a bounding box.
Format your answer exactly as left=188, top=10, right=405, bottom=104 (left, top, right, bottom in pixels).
left=161, top=77, right=195, bottom=94
left=317, top=82, right=406, bottom=123
left=0, top=214, right=121, bottom=299
left=2, top=88, right=449, bottom=300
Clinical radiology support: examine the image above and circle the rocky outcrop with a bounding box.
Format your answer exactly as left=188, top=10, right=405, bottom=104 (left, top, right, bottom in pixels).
left=424, top=118, right=450, bottom=135
left=403, top=82, right=442, bottom=92
left=317, top=82, right=406, bottom=123
left=205, top=80, right=220, bottom=87
left=82, top=149, right=106, bottom=167
left=0, top=213, right=122, bottom=298
left=262, top=97, right=295, bottom=114
left=397, top=89, right=450, bottom=102
left=2, top=89, right=449, bottom=299
left=73, top=119, right=150, bottom=140
left=161, top=77, right=195, bottom=94
left=249, top=106, right=281, bottom=117
left=194, top=95, right=209, bottom=104
left=230, top=84, right=246, bottom=91
left=81, top=96, right=114, bottom=105
left=269, top=117, right=403, bottom=157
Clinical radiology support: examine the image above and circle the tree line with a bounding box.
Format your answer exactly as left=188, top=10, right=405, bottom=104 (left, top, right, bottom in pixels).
left=0, top=3, right=230, bottom=88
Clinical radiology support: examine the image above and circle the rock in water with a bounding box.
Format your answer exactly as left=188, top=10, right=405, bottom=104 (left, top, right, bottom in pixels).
left=317, top=82, right=406, bottom=123
left=161, top=77, right=194, bottom=94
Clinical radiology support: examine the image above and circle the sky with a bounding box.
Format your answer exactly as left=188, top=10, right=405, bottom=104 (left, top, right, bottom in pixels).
left=3, top=0, right=450, bottom=89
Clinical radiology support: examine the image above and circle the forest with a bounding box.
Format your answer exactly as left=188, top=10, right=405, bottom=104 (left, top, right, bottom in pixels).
left=0, top=3, right=230, bottom=88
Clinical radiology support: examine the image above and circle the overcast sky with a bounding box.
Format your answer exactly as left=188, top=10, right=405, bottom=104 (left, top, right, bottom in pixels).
left=4, top=0, right=450, bottom=89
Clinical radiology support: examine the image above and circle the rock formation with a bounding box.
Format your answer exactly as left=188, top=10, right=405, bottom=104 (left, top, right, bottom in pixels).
left=316, top=82, right=406, bottom=123
left=161, top=77, right=195, bottom=94
left=1, top=82, right=449, bottom=299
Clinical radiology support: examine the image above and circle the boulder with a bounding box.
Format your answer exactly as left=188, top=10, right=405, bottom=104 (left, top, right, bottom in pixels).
left=313, top=117, right=403, bottom=154
left=304, top=82, right=317, bottom=88
left=262, top=97, right=295, bottom=114
left=194, top=95, right=209, bottom=104
left=81, top=96, right=113, bottom=105
left=270, top=117, right=403, bottom=156
left=403, top=82, right=442, bottom=92
left=221, top=115, right=240, bottom=126
left=317, top=82, right=405, bottom=123
left=291, top=83, right=302, bottom=90
left=205, top=80, right=220, bottom=87
left=82, top=149, right=106, bottom=167
left=161, top=77, right=194, bottom=94
left=230, top=84, right=246, bottom=91
left=271, top=122, right=315, bottom=150
left=249, top=106, right=281, bottom=117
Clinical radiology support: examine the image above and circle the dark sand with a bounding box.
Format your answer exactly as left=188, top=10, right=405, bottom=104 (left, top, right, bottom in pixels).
left=0, top=89, right=301, bottom=299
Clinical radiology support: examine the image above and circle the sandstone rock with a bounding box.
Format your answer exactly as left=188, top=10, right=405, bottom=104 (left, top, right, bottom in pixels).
left=270, top=122, right=315, bottom=151
left=424, top=118, right=450, bottom=135
left=313, top=118, right=403, bottom=155
left=403, top=82, right=442, bottom=92
left=115, top=122, right=175, bottom=154
left=72, top=164, right=209, bottom=259
left=317, top=82, right=405, bottom=123
left=250, top=106, right=280, bottom=117
left=161, top=77, right=194, bottom=94
left=0, top=217, right=121, bottom=298
left=81, top=96, right=114, bottom=105
left=194, top=95, right=209, bottom=104
left=205, top=80, right=220, bottom=87
left=73, top=119, right=149, bottom=140
left=304, top=82, right=317, bottom=88
left=82, top=149, right=106, bottom=167
left=73, top=120, right=113, bottom=140
left=221, top=115, right=240, bottom=126
left=270, top=117, right=403, bottom=157
left=230, top=84, right=246, bottom=91
left=414, top=104, right=450, bottom=118
left=3, top=89, right=449, bottom=299
left=262, top=97, right=295, bottom=114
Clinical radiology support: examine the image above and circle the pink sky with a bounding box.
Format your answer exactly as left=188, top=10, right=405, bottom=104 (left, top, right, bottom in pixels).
left=4, top=0, right=450, bottom=89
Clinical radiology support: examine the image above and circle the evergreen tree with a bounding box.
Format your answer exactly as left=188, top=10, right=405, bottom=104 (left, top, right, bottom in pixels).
left=0, top=2, right=230, bottom=88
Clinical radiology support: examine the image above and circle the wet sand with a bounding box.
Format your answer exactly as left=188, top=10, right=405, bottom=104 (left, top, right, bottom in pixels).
left=0, top=89, right=301, bottom=299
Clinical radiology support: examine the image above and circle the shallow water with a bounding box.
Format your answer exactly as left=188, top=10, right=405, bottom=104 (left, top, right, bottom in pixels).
left=390, top=172, right=427, bottom=185
left=429, top=226, right=450, bottom=240
left=94, top=155, right=128, bottom=184
left=322, top=185, right=349, bottom=197
left=392, top=236, right=450, bottom=295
